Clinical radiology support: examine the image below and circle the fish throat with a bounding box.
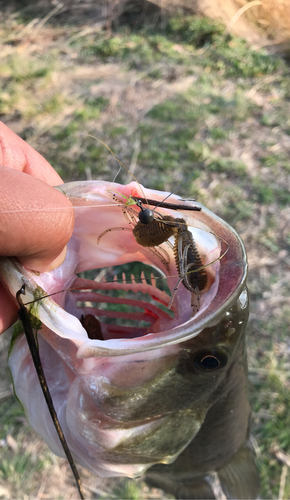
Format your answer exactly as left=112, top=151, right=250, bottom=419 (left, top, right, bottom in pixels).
left=67, top=263, right=176, bottom=341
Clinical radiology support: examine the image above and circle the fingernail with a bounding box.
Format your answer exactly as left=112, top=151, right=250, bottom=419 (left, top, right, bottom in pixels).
left=18, top=246, right=68, bottom=273
left=46, top=246, right=68, bottom=271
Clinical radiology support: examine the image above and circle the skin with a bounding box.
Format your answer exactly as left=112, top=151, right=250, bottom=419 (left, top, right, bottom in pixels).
left=0, top=122, right=74, bottom=333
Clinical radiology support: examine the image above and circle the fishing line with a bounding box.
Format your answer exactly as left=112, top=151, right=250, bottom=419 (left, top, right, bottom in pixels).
left=1, top=193, right=230, bottom=284
left=1, top=129, right=203, bottom=236
left=64, top=134, right=199, bottom=217
left=22, top=240, right=229, bottom=308
left=152, top=172, right=197, bottom=211
left=0, top=204, right=124, bottom=214
left=67, top=132, right=150, bottom=206
left=0, top=200, right=218, bottom=234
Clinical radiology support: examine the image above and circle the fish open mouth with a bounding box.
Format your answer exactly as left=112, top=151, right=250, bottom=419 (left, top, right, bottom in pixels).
left=38, top=180, right=229, bottom=354
left=1, top=180, right=247, bottom=358
left=48, top=183, right=222, bottom=340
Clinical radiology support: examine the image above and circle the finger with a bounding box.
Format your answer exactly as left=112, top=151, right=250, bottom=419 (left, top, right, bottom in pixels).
left=0, top=283, right=18, bottom=333
left=0, top=121, right=63, bottom=185
left=0, top=166, right=74, bottom=272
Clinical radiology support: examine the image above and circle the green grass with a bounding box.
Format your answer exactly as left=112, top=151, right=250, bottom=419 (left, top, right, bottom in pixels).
left=69, top=15, right=281, bottom=78
left=0, top=387, right=52, bottom=497
left=112, top=479, right=144, bottom=499
left=0, top=396, right=25, bottom=439
left=250, top=356, right=290, bottom=498
left=168, top=15, right=281, bottom=77
left=74, top=96, right=110, bottom=121
left=0, top=453, right=42, bottom=484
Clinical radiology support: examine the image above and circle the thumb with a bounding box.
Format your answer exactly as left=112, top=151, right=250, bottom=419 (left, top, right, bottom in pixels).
left=0, top=166, right=74, bottom=272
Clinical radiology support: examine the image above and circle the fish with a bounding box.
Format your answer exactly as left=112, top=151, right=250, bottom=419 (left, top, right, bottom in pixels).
left=0, top=180, right=259, bottom=499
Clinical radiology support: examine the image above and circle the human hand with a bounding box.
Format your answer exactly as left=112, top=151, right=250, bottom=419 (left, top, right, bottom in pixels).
left=0, top=122, right=74, bottom=332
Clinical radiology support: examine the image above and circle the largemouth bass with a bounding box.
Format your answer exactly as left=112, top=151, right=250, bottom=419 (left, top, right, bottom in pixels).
left=0, top=180, right=259, bottom=499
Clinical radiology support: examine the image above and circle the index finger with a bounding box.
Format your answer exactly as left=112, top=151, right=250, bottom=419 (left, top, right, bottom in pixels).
left=0, top=121, right=63, bottom=185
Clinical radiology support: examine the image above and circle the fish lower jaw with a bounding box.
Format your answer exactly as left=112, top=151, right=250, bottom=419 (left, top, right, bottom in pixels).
left=69, top=405, right=201, bottom=478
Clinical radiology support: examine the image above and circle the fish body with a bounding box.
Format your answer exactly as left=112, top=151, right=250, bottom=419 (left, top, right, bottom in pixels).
left=0, top=181, right=259, bottom=498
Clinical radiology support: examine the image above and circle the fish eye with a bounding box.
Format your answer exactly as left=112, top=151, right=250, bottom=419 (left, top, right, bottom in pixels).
left=192, top=349, right=228, bottom=371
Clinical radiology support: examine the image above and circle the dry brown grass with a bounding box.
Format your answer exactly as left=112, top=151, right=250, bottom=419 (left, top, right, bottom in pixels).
left=5, top=0, right=290, bottom=49
left=198, top=0, right=290, bottom=47
left=151, top=0, right=290, bottom=50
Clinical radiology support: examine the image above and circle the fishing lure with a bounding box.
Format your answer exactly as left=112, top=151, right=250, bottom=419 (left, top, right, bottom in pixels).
left=125, top=197, right=209, bottom=311
left=98, top=191, right=228, bottom=314
left=98, top=193, right=175, bottom=272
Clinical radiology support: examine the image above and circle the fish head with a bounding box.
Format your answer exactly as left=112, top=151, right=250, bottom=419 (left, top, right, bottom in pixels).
left=0, top=180, right=249, bottom=478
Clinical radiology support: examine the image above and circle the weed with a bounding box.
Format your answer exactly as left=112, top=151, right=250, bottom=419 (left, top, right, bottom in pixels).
left=207, top=183, right=253, bottom=225
left=209, top=127, right=228, bottom=140
left=252, top=178, right=275, bottom=204
left=0, top=453, right=37, bottom=483
left=108, top=125, right=128, bottom=138
left=165, top=16, right=281, bottom=77
left=147, top=97, right=191, bottom=122
left=2, top=58, right=52, bottom=84
left=112, top=479, right=143, bottom=500
left=52, top=122, right=80, bottom=143
left=0, top=397, right=25, bottom=439
left=166, top=16, right=224, bottom=47
left=208, top=158, right=247, bottom=177
left=42, top=94, right=65, bottom=115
